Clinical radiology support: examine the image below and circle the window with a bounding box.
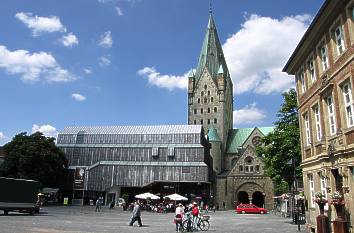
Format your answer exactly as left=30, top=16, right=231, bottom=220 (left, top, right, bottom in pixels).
left=299, top=70, right=306, bottom=94
left=255, top=165, right=259, bottom=172
left=204, top=85, right=207, bottom=90
left=204, top=98, right=207, bottom=103
left=214, top=107, right=217, bottom=113
left=193, top=120, right=196, bottom=124
left=239, top=165, right=243, bottom=172
left=152, top=147, right=159, bottom=157
left=198, top=98, right=200, bottom=103
left=200, top=108, right=203, bottom=114
left=211, top=97, right=213, bottom=102
left=207, top=119, right=210, bottom=125
left=320, top=174, right=328, bottom=209
left=214, top=118, right=217, bottom=124
left=168, top=147, right=175, bottom=157
left=334, top=25, right=345, bottom=55
left=304, top=113, right=311, bottom=146
left=327, top=95, right=337, bottom=135
left=201, top=91, right=204, bottom=96
left=194, top=109, right=197, bottom=114
left=308, top=58, right=316, bottom=83
left=320, top=44, right=329, bottom=71
left=313, top=105, right=322, bottom=141
left=208, top=108, right=211, bottom=113
left=342, top=83, right=354, bottom=127
left=208, top=91, right=210, bottom=96
left=309, top=174, right=315, bottom=208
left=200, top=119, right=203, bottom=124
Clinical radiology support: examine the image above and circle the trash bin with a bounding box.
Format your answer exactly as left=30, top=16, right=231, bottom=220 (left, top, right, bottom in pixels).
left=63, top=197, right=68, bottom=205
left=90, top=200, right=94, bottom=206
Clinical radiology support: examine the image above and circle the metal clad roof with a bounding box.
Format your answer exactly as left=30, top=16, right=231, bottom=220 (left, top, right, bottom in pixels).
left=259, top=127, right=275, bottom=136
left=207, top=127, right=221, bottom=142
left=59, top=125, right=202, bottom=135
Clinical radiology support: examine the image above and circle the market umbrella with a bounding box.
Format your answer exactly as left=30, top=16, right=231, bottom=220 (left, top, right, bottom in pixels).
left=163, top=193, right=188, bottom=201
left=135, top=192, right=160, bottom=200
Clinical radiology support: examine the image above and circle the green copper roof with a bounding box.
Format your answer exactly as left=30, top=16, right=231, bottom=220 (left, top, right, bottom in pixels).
left=194, top=13, right=228, bottom=81
left=207, top=127, right=221, bottom=142
left=188, top=70, right=195, bottom=78
left=218, top=65, right=224, bottom=74
left=226, top=127, right=274, bottom=154
left=259, top=127, right=274, bottom=136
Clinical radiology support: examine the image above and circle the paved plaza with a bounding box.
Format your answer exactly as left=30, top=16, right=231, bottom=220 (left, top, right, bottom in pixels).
left=0, top=206, right=305, bottom=233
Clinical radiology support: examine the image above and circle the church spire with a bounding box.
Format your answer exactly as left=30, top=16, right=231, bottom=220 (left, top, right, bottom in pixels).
left=194, top=8, right=228, bottom=82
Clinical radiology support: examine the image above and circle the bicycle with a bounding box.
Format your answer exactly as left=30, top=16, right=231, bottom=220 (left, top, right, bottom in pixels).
left=181, top=213, right=210, bottom=232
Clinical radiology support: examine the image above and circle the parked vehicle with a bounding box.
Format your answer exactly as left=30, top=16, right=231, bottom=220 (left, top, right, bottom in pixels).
left=0, top=177, right=40, bottom=215
left=235, top=204, right=268, bottom=214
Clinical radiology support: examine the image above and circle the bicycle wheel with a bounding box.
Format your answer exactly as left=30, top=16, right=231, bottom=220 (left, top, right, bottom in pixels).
left=182, top=220, right=189, bottom=232
left=198, top=220, right=210, bottom=231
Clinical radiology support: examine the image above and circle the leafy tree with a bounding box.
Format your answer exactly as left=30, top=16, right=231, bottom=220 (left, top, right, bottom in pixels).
left=257, top=89, right=301, bottom=194
left=0, top=132, right=68, bottom=187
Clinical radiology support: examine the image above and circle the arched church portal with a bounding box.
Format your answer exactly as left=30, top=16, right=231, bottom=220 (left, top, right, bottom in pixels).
left=237, top=191, right=249, bottom=204
left=252, top=191, right=264, bottom=208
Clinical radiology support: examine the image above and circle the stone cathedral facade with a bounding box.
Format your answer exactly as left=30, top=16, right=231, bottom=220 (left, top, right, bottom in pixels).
left=188, top=12, right=274, bottom=210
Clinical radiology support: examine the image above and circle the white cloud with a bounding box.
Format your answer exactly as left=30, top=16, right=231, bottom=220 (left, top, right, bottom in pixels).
left=115, top=7, right=123, bottom=16
left=71, top=93, right=86, bottom=101
left=223, top=14, right=311, bottom=95
left=59, top=33, right=79, bottom=47
left=99, top=55, right=111, bottom=67
left=98, top=31, right=113, bottom=48
left=0, top=132, right=6, bottom=140
left=84, top=67, right=92, bottom=74
left=15, top=12, right=66, bottom=36
left=32, top=124, right=58, bottom=138
left=233, top=102, right=266, bottom=126
left=0, top=45, right=78, bottom=83
left=137, top=67, right=189, bottom=91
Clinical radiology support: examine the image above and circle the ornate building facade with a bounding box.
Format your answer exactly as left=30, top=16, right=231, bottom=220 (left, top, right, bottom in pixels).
left=188, top=11, right=274, bottom=210
left=283, top=0, right=354, bottom=231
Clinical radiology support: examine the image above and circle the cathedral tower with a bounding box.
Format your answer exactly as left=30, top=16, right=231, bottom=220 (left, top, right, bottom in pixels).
left=188, top=11, right=233, bottom=171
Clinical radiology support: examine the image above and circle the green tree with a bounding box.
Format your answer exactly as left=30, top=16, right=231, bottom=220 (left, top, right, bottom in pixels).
left=0, top=132, right=68, bottom=187
left=257, top=89, right=301, bottom=194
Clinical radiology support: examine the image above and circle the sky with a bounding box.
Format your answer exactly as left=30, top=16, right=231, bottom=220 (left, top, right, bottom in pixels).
left=0, top=0, right=324, bottom=145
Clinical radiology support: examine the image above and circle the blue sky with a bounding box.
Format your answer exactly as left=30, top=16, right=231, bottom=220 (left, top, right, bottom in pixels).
left=0, top=0, right=324, bottom=144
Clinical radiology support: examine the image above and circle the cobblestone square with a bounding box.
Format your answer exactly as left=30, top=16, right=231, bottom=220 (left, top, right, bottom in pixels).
left=0, top=206, right=305, bottom=233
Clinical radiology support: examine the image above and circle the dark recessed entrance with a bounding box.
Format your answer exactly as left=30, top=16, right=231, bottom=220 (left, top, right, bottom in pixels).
left=252, top=191, right=264, bottom=208
left=237, top=191, right=249, bottom=204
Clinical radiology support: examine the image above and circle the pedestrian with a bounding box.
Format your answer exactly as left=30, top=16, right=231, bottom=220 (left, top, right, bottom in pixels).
left=205, top=204, right=209, bottom=213
left=174, top=203, right=184, bottom=232
left=129, top=201, right=143, bottom=227
left=95, top=198, right=101, bottom=212
left=192, top=202, right=199, bottom=231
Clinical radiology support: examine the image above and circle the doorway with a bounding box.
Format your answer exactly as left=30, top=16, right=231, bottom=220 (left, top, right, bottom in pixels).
left=237, top=191, right=250, bottom=204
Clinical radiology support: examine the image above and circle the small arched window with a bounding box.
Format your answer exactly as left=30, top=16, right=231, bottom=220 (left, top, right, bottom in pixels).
left=201, top=91, right=204, bottom=96
left=193, top=120, right=196, bottom=124
left=211, top=97, right=214, bottom=102
left=255, top=165, right=260, bottom=172
left=204, top=85, right=207, bottom=90
left=204, top=98, right=207, bottom=103
left=214, top=118, right=217, bottom=124
left=239, top=165, right=243, bottom=172
left=200, top=119, right=203, bottom=124
left=208, top=91, right=210, bottom=96
left=194, top=109, right=197, bottom=114
left=207, top=119, right=210, bottom=124
left=208, top=108, right=210, bottom=113
left=198, top=98, right=200, bottom=103
left=214, top=107, right=217, bottom=113
left=200, top=108, right=203, bottom=114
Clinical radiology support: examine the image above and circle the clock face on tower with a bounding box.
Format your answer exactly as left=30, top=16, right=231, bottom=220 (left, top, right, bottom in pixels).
left=252, top=136, right=262, bottom=147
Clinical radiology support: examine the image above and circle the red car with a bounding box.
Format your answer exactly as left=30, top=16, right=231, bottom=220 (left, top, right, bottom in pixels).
left=235, top=204, right=268, bottom=214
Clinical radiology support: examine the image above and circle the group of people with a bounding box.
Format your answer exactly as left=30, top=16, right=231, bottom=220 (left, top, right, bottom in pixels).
left=174, top=202, right=200, bottom=232
left=127, top=201, right=202, bottom=232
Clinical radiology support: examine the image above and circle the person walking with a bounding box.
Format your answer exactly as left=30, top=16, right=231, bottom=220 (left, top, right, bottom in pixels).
left=129, top=201, right=143, bottom=227
left=174, top=203, right=184, bottom=232
left=95, top=198, right=101, bottom=212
